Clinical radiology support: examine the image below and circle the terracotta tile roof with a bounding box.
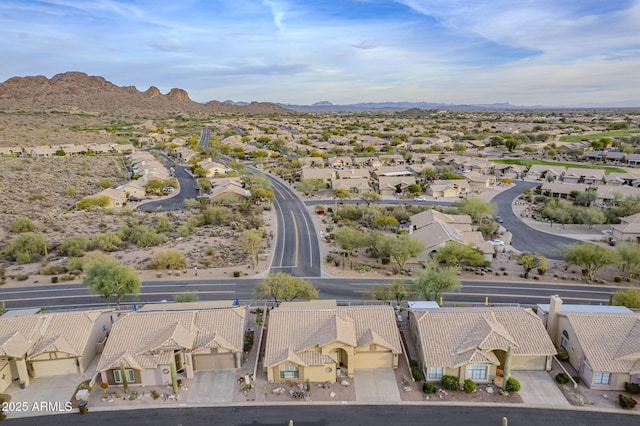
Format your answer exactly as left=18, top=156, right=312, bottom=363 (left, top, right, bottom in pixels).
left=413, top=308, right=556, bottom=368
left=565, top=313, right=640, bottom=374
left=97, top=308, right=245, bottom=372
left=0, top=316, right=45, bottom=357
left=265, top=306, right=402, bottom=368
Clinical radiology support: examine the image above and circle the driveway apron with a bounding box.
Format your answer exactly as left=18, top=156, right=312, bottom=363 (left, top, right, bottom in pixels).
left=187, top=369, right=236, bottom=404
left=354, top=369, right=401, bottom=402
left=516, top=370, right=570, bottom=406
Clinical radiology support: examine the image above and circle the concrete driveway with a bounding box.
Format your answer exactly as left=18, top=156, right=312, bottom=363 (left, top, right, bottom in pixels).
left=516, top=370, right=570, bottom=406
left=187, top=369, right=236, bottom=404
left=354, top=369, right=400, bottom=402
left=3, top=374, right=83, bottom=418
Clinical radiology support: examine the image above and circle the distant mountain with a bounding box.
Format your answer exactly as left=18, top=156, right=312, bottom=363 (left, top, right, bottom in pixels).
left=0, top=72, right=293, bottom=115
left=277, top=100, right=640, bottom=112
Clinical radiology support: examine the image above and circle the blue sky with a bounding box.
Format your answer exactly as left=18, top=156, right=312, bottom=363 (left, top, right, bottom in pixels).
left=1, top=0, right=639, bottom=106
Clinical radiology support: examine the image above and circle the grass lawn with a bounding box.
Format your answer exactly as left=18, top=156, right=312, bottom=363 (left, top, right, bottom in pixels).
left=492, top=159, right=626, bottom=174
left=559, top=130, right=640, bottom=142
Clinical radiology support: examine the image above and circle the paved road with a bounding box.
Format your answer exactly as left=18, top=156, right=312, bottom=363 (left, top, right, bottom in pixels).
left=199, top=127, right=211, bottom=148
left=493, top=181, right=578, bottom=260
left=5, top=405, right=636, bottom=426
left=1, top=278, right=618, bottom=311
left=265, top=173, right=322, bottom=277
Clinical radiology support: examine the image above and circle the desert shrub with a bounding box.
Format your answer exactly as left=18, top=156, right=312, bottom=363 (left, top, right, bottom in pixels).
left=555, top=373, right=570, bottom=384
left=625, top=382, right=640, bottom=395
left=98, top=178, right=113, bottom=189
left=149, top=250, right=187, bottom=270
left=441, top=375, right=459, bottom=391
left=155, top=216, right=173, bottom=233
left=40, top=264, right=67, bottom=275
left=201, top=206, right=233, bottom=226
left=76, top=195, right=111, bottom=210
left=409, top=360, right=424, bottom=381
left=90, top=233, right=123, bottom=252
left=618, top=394, right=638, bottom=409
left=151, top=390, right=160, bottom=400
left=556, top=347, right=569, bottom=361
left=177, top=224, right=192, bottom=237
left=9, top=217, right=37, bottom=233
left=463, top=379, right=476, bottom=393
left=174, top=292, right=198, bottom=303
left=51, top=276, right=59, bottom=283
left=505, top=377, right=521, bottom=392
left=572, top=376, right=581, bottom=384
left=4, top=233, right=49, bottom=263
left=16, top=274, right=29, bottom=281
left=233, top=271, right=241, bottom=277
left=59, top=274, right=75, bottom=281
left=57, top=235, right=89, bottom=257
left=423, top=382, right=438, bottom=394
left=125, top=225, right=167, bottom=248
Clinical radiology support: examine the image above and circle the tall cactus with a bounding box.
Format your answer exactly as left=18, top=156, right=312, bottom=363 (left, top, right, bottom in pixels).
left=503, top=346, right=512, bottom=386
left=170, top=354, right=179, bottom=395
left=119, top=360, right=129, bottom=394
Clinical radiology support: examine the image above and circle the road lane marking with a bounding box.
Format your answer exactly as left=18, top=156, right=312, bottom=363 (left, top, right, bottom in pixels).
left=290, top=210, right=299, bottom=268
left=350, top=290, right=609, bottom=302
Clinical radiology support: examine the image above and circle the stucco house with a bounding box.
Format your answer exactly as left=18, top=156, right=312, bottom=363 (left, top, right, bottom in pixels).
left=539, top=295, right=639, bottom=390
left=409, top=307, right=556, bottom=385
left=611, top=212, right=640, bottom=242
left=525, top=165, right=566, bottom=181
left=264, top=304, right=402, bottom=383
left=96, top=307, right=246, bottom=387
left=427, top=179, right=470, bottom=198
left=463, top=171, right=497, bottom=191
left=0, top=310, right=113, bottom=392
left=377, top=176, right=417, bottom=196
left=562, top=168, right=605, bottom=185
left=300, top=168, right=335, bottom=184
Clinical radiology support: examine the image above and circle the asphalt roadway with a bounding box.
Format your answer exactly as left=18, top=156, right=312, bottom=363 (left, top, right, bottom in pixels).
left=1, top=278, right=618, bottom=311
left=4, top=405, right=637, bottom=425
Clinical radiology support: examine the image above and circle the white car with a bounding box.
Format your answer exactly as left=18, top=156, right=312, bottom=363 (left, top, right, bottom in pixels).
left=413, top=196, right=426, bottom=201
left=489, top=239, right=505, bottom=246
left=163, top=186, right=175, bottom=193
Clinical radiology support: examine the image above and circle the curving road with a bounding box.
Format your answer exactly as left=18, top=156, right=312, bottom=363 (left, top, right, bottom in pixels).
left=492, top=181, right=579, bottom=260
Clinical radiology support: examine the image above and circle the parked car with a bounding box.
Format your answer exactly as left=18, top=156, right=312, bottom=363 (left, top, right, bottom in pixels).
left=495, top=216, right=504, bottom=223
left=489, top=239, right=505, bottom=246
left=163, top=186, right=175, bottom=193
left=413, top=196, right=427, bottom=202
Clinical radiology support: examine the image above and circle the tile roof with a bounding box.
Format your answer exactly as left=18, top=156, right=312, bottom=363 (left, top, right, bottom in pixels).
left=264, top=306, right=402, bottom=368
left=96, top=308, right=245, bottom=372
left=413, top=308, right=556, bottom=368
left=0, top=316, right=45, bottom=357
left=565, top=313, right=640, bottom=374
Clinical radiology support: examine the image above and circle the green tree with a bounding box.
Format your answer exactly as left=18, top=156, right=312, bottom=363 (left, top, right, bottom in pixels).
left=58, top=235, right=89, bottom=257
left=255, top=272, right=318, bottom=305
left=83, top=260, right=141, bottom=308
left=296, top=179, right=325, bottom=196
left=434, top=242, right=486, bottom=267
left=332, top=188, right=350, bottom=211
left=617, top=242, right=640, bottom=279
left=564, top=243, right=618, bottom=282
left=359, top=192, right=381, bottom=206
left=412, top=260, right=461, bottom=302
left=611, top=288, right=640, bottom=309
left=9, top=217, right=37, bottom=233
left=575, top=190, right=597, bottom=207
left=577, top=207, right=606, bottom=228
left=334, top=226, right=368, bottom=269
left=4, top=233, right=49, bottom=263
left=505, top=139, right=518, bottom=152
left=407, top=183, right=422, bottom=196
left=382, top=235, right=425, bottom=270
left=149, top=250, right=188, bottom=269
left=239, top=229, right=264, bottom=269
left=455, top=197, right=496, bottom=224
left=368, top=280, right=413, bottom=304
left=371, top=215, right=399, bottom=230
left=517, top=253, right=546, bottom=279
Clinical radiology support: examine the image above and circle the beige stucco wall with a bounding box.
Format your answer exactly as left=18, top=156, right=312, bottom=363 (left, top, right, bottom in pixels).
left=0, top=361, right=13, bottom=392
left=268, top=362, right=336, bottom=384
left=80, top=312, right=113, bottom=373
left=556, top=315, right=584, bottom=372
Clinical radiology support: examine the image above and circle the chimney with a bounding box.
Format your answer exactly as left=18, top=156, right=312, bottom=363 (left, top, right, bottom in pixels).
left=547, top=295, right=563, bottom=343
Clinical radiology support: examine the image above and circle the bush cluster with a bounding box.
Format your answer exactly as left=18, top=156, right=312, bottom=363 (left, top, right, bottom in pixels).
left=409, top=360, right=424, bottom=381
left=441, top=375, right=459, bottom=391
left=422, top=382, right=438, bottom=394
left=463, top=379, right=476, bottom=393
left=555, top=373, right=570, bottom=384
left=505, top=377, right=521, bottom=392
left=556, top=347, right=569, bottom=361
left=618, top=394, right=638, bottom=409
left=625, top=382, right=640, bottom=395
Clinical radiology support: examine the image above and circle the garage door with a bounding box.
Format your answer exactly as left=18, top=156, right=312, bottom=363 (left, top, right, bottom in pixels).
left=31, top=358, right=78, bottom=377
left=193, top=353, right=235, bottom=371
left=354, top=352, right=392, bottom=369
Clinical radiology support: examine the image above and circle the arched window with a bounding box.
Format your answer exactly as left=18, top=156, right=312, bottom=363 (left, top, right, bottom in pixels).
left=561, top=330, right=569, bottom=350
left=280, top=363, right=299, bottom=379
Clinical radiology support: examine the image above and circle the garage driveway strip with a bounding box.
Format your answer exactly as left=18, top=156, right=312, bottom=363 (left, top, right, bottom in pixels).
left=354, top=369, right=401, bottom=402
left=516, top=370, right=570, bottom=407
left=187, top=369, right=236, bottom=404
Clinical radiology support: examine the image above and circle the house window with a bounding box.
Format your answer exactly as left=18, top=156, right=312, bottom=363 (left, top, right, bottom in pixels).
left=467, top=364, right=488, bottom=380
left=428, top=367, right=444, bottom=379
left=113, top=369, right=135, bottom=383
left=594, top=372, right=610, bottom=385
left=280, top=363, right=299, bottom=379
